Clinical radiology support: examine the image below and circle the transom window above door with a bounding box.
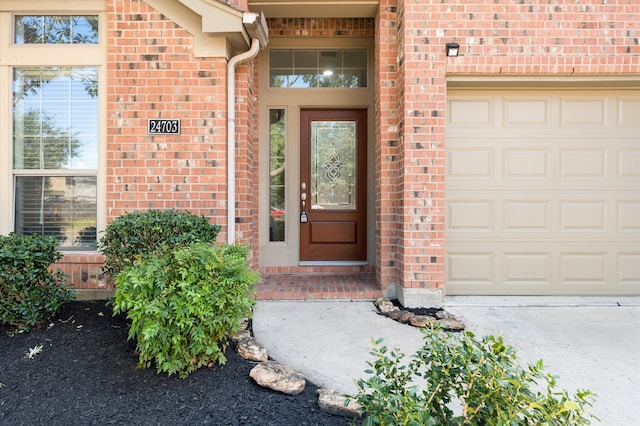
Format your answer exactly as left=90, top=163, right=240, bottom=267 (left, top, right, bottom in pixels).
left=269, top=48, right=368, bottom=88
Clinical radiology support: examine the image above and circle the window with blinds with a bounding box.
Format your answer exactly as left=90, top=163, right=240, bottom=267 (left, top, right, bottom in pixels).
left=12, top=66, right=98, bottom=249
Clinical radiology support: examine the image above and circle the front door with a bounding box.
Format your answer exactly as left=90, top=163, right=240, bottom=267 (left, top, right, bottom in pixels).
left=300, top=109, right=367, bottom=261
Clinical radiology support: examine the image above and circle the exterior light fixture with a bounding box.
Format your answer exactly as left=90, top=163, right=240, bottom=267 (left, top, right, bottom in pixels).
left=446, top=42, right=460, bottom=57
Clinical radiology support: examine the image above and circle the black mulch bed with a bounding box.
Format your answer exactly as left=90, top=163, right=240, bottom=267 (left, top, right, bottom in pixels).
left=0, top=301, right=354, bottom=426
left=390, top=299, right=443, bottom=317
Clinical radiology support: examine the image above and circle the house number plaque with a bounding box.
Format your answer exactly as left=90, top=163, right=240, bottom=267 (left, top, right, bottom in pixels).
left=148, top=119, right=180, bottom=135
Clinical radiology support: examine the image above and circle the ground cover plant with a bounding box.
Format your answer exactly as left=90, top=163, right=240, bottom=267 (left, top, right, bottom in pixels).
left=0, top=233, right=72, bottom=333
left=113, top=243, right=259, bottom=378
left=350, top=326, right=597, bottom=425
left=98, top=209, right=220, bottom=277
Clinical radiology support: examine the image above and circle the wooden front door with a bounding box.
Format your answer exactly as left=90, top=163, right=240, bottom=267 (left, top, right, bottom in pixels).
left=300, top=109, right=367, bottom=261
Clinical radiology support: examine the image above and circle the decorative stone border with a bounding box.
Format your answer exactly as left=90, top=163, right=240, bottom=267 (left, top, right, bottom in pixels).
left=231, top=319, right=361, bottom=418
left=231, top=298, right=465, bottom=418
left=374, top=297, right=465, bottom=331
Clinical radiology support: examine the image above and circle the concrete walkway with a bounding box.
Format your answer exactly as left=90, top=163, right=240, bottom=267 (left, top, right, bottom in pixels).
left=252, top=296, right=640, bottom=425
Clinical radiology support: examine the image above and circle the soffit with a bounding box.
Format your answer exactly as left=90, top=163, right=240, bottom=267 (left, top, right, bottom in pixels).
left=248, top=0, right=378, bottom=18
left=145, top=0, right=250, bottom=57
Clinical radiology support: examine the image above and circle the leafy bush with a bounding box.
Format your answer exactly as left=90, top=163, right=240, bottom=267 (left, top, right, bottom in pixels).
left=351, top=326, right=597, bottom=425
left=0, top=233, right=73, bottom=333
left=98, top=209, right=221, bottom=278
left=113, top=243, right=259, bottom=378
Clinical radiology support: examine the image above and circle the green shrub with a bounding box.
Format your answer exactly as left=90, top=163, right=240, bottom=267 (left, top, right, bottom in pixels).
left=351, top=326, right=597, bottom=425
left=0, top=233, right=73, bottom=333
left=113, top=243, right=259, bottom=378
left=98, top=209, right=221, bottom=278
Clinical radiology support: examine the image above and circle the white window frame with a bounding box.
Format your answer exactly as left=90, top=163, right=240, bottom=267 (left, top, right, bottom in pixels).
left=0, top=0, right=106, bottom=250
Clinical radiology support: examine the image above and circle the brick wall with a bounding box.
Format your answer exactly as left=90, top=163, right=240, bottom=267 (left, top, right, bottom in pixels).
left=235, top=53, right=257, bottom=250
left=61, top=0, right=255, bottom=293
left=376, top=0, right=401, bottom=296
left=267, top=18, right=375, bottom=37
left=437, top=0, right=640, bottom=75
left=395, top=0, right=447, bottom=296
left=387, top=0, right=639, bottom=298
left=53, top=253, right=108, bottom=299
left=58, top=0, right=638, bottom=297
left=107, top=0, right=230, bottom=226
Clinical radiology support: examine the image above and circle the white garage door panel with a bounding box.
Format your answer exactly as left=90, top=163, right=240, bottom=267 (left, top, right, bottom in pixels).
left=446, top=89, right=640, bottom=295
left=448, top=192, right=637, bottom=239
left=447, top=246, right=639, bottom=295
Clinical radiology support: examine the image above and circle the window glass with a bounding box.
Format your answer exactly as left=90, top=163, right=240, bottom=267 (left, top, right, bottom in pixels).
left=269, top=109, right=286, bottom=242
left=294, top=50, right=317, bottom=68
left=14, top=176, right=97, bottom=249
left=269, top=48, right=367, bottom=88
left=269, top=49, right=292, bottom=68
left=311, top=121, right=356, bottom=210
left=13, top=67, right=99, bottom=170
left=12, top=66, right=99, bottom=249
left=15, top=15, right=99, bottom=44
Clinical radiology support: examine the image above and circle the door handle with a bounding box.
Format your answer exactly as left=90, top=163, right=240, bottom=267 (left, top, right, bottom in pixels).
left=300, top=184, right=308, bottom=223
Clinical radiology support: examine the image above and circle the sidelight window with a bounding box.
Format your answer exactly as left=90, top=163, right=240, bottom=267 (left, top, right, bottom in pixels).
left=269, top=109, right=286, bottom=242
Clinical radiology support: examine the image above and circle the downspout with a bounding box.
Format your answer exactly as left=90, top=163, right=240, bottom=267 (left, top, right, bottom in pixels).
left=227, top=37, right=260, bottom=244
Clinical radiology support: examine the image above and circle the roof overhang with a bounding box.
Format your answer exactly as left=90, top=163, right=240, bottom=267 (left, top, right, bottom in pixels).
left=248, top=0, right=379, bottom=18
left=144, top=0, right=252, bottom=58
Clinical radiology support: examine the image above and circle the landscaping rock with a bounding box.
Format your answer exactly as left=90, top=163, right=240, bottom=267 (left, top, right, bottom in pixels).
left=408, top=314, right=436, bottom=328
left=317, top=389, right=361, bottom=418
left=230, top=317, right=251, bottom=341
left=250, top=362, right=306, bottom=395
left=438, top=318, right=466, bottom=331
left=236, top=337, right=268, bottom=362
left=374, top=297, right=399, bottom=314
left=435, top=310, right=455, bottom=320
left=387, top=309, right=415, bottom=323
left=230, top=328, right=251, bottom=342
left=373, top=297, right=465, bottom=331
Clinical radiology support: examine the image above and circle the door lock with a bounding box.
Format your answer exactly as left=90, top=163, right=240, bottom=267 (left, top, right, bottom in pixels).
left=300, top=189, right=308, bottom=223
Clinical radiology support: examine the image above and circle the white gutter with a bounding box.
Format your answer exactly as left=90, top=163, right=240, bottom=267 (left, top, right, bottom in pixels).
left=227, top=37, right=260, bottom=244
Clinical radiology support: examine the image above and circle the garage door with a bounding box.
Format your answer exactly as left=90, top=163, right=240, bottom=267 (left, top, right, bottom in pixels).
left=445, top=88, right=640, bottom=295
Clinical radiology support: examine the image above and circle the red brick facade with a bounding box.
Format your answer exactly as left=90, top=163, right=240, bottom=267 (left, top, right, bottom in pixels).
left=50, top=0, right=638, bottom=300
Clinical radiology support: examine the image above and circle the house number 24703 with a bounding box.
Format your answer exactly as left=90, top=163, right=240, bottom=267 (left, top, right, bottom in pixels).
left=148, top=119, right=180, bottom=135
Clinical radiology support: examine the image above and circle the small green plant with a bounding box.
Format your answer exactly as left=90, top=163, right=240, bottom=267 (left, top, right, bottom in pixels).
left=0, top=233, right=73, bottom=333
left=113, top=243, right=259, bottom=379
left=98, top=209, right=220, bottom=278
left=350, top=326, right=597, bottom=425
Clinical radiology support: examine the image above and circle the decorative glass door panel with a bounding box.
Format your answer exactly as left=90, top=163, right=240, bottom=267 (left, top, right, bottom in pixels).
left=311, top=121, right=356, bottom=210
left=300, top=110, right=367, bottom=261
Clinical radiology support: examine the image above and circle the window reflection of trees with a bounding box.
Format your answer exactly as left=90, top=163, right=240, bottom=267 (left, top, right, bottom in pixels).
left=13, top=110, right=82, bottom=170
left=269, top=49, right=367, bottom=89
left=12, top=66, right=98, bottom=249
left=271, top=72, right=363, bottom=89
left=269, top=110, right=286, bottom=242
left=15, top=15, right=98, bottom=44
